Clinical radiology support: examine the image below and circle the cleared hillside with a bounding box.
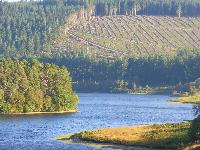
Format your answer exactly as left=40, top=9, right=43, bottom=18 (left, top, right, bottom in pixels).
left=53, top=15, right=200, bottom=59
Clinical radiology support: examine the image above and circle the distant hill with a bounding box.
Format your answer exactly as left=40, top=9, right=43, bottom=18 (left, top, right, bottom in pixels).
left=2, top=0, right=200, bottom=58
left=53, top=15, right=200, bottom=59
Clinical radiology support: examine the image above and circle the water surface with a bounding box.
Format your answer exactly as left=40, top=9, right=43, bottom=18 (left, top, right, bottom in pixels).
left=0, top=94, right=195, bottom=150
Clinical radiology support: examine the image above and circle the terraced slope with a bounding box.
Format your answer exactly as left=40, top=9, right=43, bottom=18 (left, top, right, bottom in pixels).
left=53, top=15, right=200, bottom=59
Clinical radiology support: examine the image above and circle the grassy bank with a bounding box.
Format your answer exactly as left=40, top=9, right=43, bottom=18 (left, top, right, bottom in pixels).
left=171, top=93, right=200, bottom=104
left=57, top=122, right=200, bottom=149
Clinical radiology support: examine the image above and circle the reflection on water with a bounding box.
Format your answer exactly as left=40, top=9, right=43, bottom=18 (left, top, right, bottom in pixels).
left=0, top=94, right=196, bottom=150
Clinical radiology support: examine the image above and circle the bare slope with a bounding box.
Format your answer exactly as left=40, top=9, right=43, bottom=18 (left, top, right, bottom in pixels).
left=53, top=15, right=200, bottom=59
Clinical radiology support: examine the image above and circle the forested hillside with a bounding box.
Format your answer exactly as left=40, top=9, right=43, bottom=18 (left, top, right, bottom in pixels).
left=0, top=0, right=82, bottom=57
left=2, top=0, right=200, bottom=93
left=1, top=0, right=200, bottom=57
left=0, top=59, right=79, bottom=113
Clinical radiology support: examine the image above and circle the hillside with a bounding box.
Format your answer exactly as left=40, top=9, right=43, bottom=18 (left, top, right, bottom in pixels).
left=53, top=15, right=200, bottom=59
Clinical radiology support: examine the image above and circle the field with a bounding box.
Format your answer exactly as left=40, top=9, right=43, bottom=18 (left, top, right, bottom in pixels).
left=53, top=15, right=200, bottom=59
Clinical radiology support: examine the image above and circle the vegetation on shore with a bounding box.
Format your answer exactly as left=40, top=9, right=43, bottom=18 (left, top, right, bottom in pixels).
left=171, top=77, right=200, bottom=104
left=0, top=59, right=79, bottom=113
left=172, top=93, right=200, bottom=104
left=42, top=49, right=200, bottom=93
left=116, top=86, right=172, bottom=95
left=57, top=122, right=200, bottom=149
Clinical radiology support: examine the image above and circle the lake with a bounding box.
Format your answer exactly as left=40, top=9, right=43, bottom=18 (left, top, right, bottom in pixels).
left=0, top=93, right=196, bottom=150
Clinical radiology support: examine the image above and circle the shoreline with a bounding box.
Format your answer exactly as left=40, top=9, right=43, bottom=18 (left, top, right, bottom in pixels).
left=56, top=95, right=200, bottom=149
left=77, top=90, right=172, bottom=95
left=170, top=100, right=200, bottom=104
left=170, top=94, right=200, bottom=104
left=0, top=110, right=77, bottom=115
left=56, top=135, right=160, bottom=150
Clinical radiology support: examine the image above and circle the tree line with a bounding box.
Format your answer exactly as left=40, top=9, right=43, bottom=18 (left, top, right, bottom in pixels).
left=0, top=59, right=78, bottom=113
left=84, top=0, right=200, bottom=17
left=41, top=49, right=200, bottom=92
